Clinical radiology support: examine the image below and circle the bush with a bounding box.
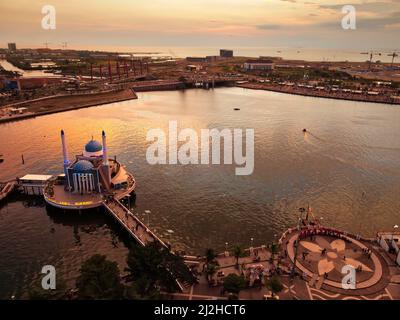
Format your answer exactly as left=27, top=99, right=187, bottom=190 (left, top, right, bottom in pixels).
left=223, top=274, right=246, bottom=295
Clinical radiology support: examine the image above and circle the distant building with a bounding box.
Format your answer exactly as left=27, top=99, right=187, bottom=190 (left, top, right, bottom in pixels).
left=243, top=59, right=275, bottom=71
left=206, top=55, right=220, bottom=63
left=377, top=231, right=400, bottom=266
left=259, top=56, right=282, bottom=61
left=220, top=49, right=233, bottom=58
left=186, top=64, right=201, bottom=71
left=3, top=78, right=20, bottom=90
left=186, top=57, right=207, bottom=63
left=8, top=43, right=17, bottom=52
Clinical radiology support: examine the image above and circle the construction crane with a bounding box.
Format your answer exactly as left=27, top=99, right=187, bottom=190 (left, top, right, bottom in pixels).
left=388, top=51, right=398, bottom=68
left=361, top=51, right=382, bottom=70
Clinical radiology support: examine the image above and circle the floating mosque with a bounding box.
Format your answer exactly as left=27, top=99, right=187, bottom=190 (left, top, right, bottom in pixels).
left=44, top=130, right=136, bottom=210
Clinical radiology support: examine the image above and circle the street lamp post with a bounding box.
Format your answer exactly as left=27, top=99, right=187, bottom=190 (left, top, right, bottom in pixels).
left=298, top=207, right=306, bottom=226
left=145, top=210, right=151, bottom=226
left=127, top=194, right=131, bottom=212
left=391, top=225, right=399, bottom=242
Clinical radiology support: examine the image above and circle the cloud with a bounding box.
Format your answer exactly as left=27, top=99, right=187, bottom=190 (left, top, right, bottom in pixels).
left=256, top=24, right=283, bottom=30
left=318, top=1, right=393, bottom=12
left=314, top=10, right=400, bottom=31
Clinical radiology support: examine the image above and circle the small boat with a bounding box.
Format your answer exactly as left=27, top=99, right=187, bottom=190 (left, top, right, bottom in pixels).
left=234, top=108, right=240, bottom=111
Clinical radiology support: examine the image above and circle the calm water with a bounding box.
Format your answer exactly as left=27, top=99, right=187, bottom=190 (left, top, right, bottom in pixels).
left=1, top=88, right=400, bottom=298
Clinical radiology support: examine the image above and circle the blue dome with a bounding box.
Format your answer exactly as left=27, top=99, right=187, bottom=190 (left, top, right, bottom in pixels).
left=85, top=140, right=102, bottom=153
left=73, top=160, right=94, bottom=172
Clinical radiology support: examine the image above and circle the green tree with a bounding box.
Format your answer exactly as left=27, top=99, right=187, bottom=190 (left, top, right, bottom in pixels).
left=205, top=248, right=217, bottom=264
left=126, top=242, right=195, bottom=297
left=223, top=274, right=246, bottom=295
left=28, top=277, right=68, bottom=300
left=270, top=243, right=279, bottom=262
left=265, top=275, right=283, bottom=298
left=205, top=263, right=218, bottom=283
left=76, top=254, right=124, bottom=299
left=125, top=278, right=161, bottom=300
left=233, top=246, right=244, bottom=268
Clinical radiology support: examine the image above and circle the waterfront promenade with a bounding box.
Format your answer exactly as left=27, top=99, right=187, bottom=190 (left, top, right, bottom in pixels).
left=238, top=82, right=400, bottom=105
left=171, top=226, right=400, bottom=300
left=0, top=88, right=137, bottom=124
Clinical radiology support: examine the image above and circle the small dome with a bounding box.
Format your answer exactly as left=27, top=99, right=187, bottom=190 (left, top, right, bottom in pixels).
left=85, top=140, right=102, bottom=153
left=73, top=160, right=94, bottom=172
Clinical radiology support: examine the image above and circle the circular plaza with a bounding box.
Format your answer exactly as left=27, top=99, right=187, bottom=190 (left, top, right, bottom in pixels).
left=281, top=226, right=390, bottom=295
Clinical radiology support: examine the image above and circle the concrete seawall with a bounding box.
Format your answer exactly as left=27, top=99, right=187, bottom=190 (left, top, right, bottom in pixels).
left=0, top=89, right=138, bottom=124
left=131, top=81, right=186, bottom=92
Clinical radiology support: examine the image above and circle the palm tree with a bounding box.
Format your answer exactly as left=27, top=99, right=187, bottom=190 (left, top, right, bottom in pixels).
left=233, top=246, right=244, bottom=269
left=270, top=242, right=279, bottom=262
left=205, top=248, right=216, bottom=264
left=205, top=263, right=218, bottom=283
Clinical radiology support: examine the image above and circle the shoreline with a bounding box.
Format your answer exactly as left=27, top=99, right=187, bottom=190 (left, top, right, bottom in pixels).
left=237, top=83, right=400, bottom=106
left=0, top=88, right=137, bottom=124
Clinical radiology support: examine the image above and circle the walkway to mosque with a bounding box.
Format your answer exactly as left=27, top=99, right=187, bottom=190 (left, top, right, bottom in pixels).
left=103, top=197, right=168, bottom=248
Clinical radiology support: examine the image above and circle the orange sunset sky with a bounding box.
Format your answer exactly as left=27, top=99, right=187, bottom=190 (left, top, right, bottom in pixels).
left=0, top=0, right=399, bottom=50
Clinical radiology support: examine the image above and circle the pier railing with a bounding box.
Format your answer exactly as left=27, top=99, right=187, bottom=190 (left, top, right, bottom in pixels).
left=102, top=197, right=169, bottom=249
left=103, top=197, right=186, bottom=292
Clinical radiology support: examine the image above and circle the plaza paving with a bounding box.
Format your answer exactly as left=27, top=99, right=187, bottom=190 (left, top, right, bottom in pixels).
left=172, top=227, right=400, bottom=300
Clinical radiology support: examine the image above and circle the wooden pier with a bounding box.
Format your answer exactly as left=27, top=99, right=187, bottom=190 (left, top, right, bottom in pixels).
left=103, top=197, right=169, bottom=249
left=103, top=197, right=186, bottom=291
